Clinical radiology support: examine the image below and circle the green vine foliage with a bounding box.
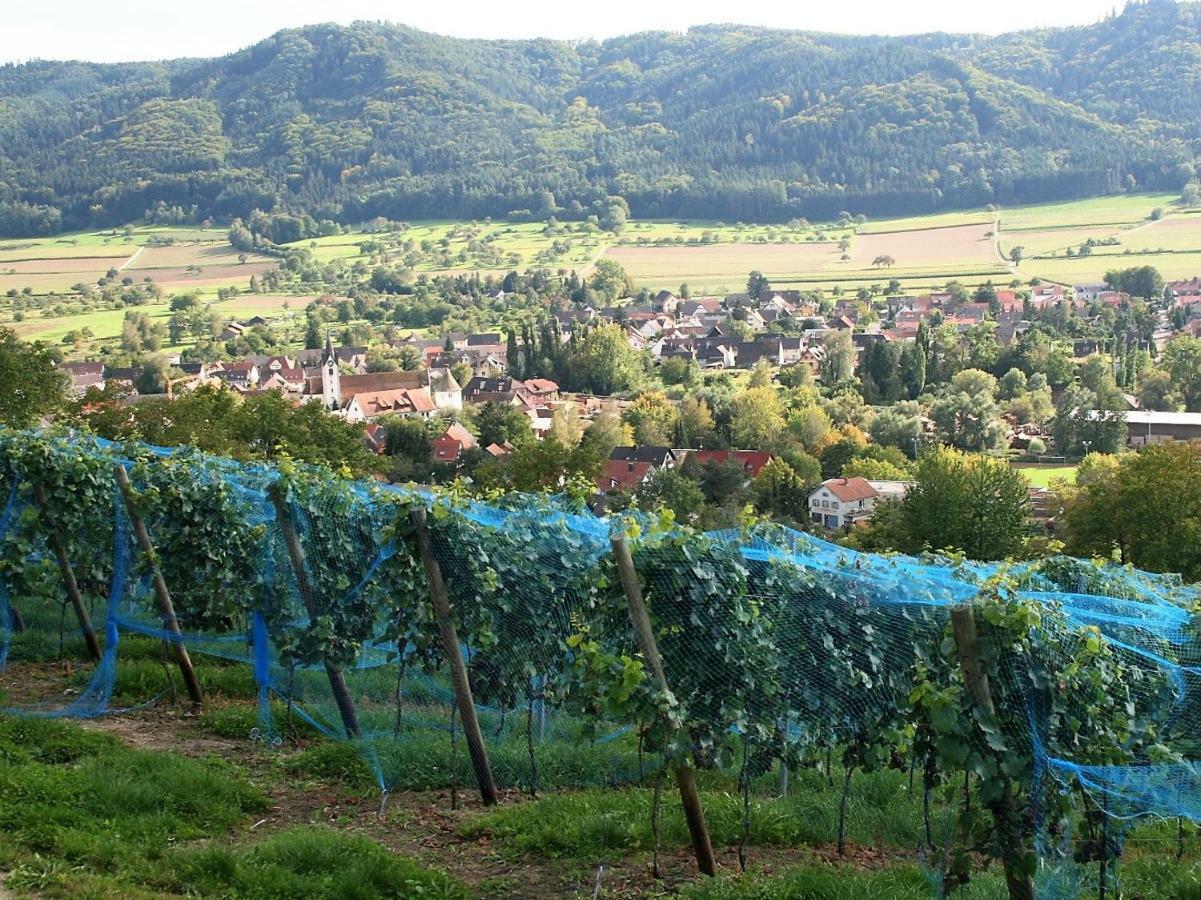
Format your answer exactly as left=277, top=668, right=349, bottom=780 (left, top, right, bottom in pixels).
left=125, top=451, right=265, bottom=633
left=6, top=428, right=1201, bottom=893
left=0, top=430, right=116, bottom=631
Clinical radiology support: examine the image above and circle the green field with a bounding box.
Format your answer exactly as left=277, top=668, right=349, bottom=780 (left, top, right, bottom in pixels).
left=1014, top=464, right=1078, bottom=488
left=6, top=192, right=1200, bottom=353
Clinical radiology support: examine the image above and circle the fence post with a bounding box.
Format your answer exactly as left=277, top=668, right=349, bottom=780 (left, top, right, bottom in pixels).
left=950, top=603, right=1035, bottom=900
left=6, top=597, right=26, bottom=634
left=32, top=483, right=102, bottom=662
left=267, top=481, right=361, bottom=739
left=410, top=506, right=499, bottom=806
left=115, top=465, right=204, bottom=707
left=611, top=533, right=718, bottom=877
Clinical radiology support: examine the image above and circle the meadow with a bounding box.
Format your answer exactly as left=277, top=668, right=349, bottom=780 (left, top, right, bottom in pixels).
left=4, top=191, right=1199, bottom=354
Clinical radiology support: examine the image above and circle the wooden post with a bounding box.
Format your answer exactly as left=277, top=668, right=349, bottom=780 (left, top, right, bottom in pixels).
left=6, top=597, right=26, bottom=634
left=950, top=604, right=1035, bottom=900
left=115, top=465, right=204, bottom=707
left=410, top=507, right=498, bottom=806
left=611, top=533, right=718, bottom=877
left=267, top=481, right=361, bottom=739
left=32, top=483, right=101, bottom=662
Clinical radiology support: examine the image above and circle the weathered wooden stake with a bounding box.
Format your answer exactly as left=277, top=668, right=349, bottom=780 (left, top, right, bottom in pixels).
left=7, top=597, right=26, bottom=633
left=267, top=481, right=360, bottom=739
left=115, top=465, right=204, bottom=707
left=410, top=507, right=499, bottom=806
left=950, top=604, right=1035, bottom=900
left=32, top=483, right=101, bottom=662
left=611, top=533, right=718, bottom=877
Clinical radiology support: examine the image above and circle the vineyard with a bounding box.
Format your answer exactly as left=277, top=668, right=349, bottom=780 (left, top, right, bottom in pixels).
left=3, top=430, right=1201, bottom=897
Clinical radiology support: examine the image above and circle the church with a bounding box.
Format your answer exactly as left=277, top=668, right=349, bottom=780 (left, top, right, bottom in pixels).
left=307, top=334, right=461, bottom=422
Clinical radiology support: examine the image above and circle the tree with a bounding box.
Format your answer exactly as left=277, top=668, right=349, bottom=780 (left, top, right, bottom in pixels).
left=1063, top=442, right=1201, bottom=580
left=746, top=270, right=770, bottom=300
left=998, top=368, right=1028, bottom=400
left=950, top=368, right=998, bottom=399
left=930, top=389, right=1006, bottom=452
left=589, top=259, right=634, bottom=302
left=579, top=401, right=631, bottom=458
left=1135, top=368, right=1180, bottom=411
left=868, top=402, right=924, bottom=457
left=678, top=395, right=717, bottom=448
left=1104, top=265, right=1164, bottom=301
left=752, top=458, right=810, bottom=522
left=819, top=330, right=856, bottom=385
left=899, top=341, right=926, bottom=400
left=1009, top=245, right=1024, bottom=265
left=623, top=392, right=678, bottom=446
left=887, top=447, right=1029, bottom=560
left=787, top=404, right=834, bottom=453
left=567, top=323, right=645, bottom=395
left=727, top=386, right=786, bottom=449
left=636, top=468, right=706, bottom=524
left=1162, top=337, right=1201, bottom=411
left=474, top=401, right=533, bottom=448
left=1050, top=384, right=1126, bottom=456
left=0, top=330, right=66, bottom=426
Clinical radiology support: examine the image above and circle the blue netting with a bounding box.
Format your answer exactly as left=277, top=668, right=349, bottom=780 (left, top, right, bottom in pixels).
left=2, top=428, right=1201, bottom=894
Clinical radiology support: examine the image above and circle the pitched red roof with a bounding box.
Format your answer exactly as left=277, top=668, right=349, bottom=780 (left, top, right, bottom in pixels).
left=598, top=459, right=653, bottom=493
left=433, top=437, right=464, bottom=463
left=688, top=450, right=774, bottom=478
left=821, top=477, right=877, bottom=503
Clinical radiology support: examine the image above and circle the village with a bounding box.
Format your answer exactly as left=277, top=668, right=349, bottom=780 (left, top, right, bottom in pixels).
left=53, top=272, right=1201, bottom=532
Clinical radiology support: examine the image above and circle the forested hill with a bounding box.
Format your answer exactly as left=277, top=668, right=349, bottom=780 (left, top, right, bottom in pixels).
left=1, top=0, right=1199, bottom=236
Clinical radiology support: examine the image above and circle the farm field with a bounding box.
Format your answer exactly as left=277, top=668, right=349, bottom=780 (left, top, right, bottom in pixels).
left=5, top=192, right=1201, bottom=352
left=0, top=225, right=273, bottom=295
left=10, top=293, right=312, bottom=346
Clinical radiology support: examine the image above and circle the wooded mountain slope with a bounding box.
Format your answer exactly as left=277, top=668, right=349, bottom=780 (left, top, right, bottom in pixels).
left=0, top=0, right=1197, bottom=236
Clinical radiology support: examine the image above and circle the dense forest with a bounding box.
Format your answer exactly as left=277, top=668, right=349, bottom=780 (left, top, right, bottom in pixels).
left=0, top=0, right=1198, bottom=236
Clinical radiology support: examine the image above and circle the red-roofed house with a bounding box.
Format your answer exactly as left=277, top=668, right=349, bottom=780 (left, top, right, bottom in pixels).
left=686, top=450, right=774, bottom=478
left=808, top=477, right=879, bottom=529
left=598, top=459, right=654, bottom=493
left=344, top=388, right=437, bottom=422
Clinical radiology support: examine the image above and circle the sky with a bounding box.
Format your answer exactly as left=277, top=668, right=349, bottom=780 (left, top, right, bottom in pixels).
left=1, top=0, right=1125, bottom=64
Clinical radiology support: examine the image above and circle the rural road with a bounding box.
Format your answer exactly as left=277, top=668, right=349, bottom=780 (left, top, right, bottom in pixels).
left=118, top=245, right=144, bottom=271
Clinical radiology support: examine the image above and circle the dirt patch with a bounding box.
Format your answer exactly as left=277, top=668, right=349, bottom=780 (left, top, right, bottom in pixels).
left=850, top=223, right=998, bottom=268
left=607, top=243, right=841, bottom=280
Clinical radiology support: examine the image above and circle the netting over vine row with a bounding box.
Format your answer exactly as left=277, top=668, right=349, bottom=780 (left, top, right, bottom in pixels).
left=3, top=428, right=1201, bottom=894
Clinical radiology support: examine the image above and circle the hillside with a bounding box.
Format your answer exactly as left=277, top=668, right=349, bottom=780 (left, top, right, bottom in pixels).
left=0, top=1, right=1198, bottom=236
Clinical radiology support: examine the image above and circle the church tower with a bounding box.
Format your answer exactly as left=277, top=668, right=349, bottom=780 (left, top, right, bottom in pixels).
left=320, top=332, right=341, bottom=410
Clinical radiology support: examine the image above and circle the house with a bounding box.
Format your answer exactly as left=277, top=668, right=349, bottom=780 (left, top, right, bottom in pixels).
left=597, top=459, right=654, bottom=493
left=611, top=446, right=679, bottom=469
left=432, top=422, right=478, bottom=464
left=343, top=387, right=437, bottom=423
left=428, top=368, right=463, bottom=412
left=808, top=477, right=879, bottom=529
left=685, top=450, right=774, bottom=479
left=363, top=423, right=388, bottom=455
left=60, top=362, right=105, bottom=396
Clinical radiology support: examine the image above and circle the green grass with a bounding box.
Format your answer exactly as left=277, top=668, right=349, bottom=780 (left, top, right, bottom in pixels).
left=459, top=766, right=938, bottom=859
left=1014, top=465, right=1078, bottom=488
left=998, top=193, right=1179, bottom=230
left=684, top=862, right=1004, bottom=899
left=0, top=714, right=465, bottom=898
